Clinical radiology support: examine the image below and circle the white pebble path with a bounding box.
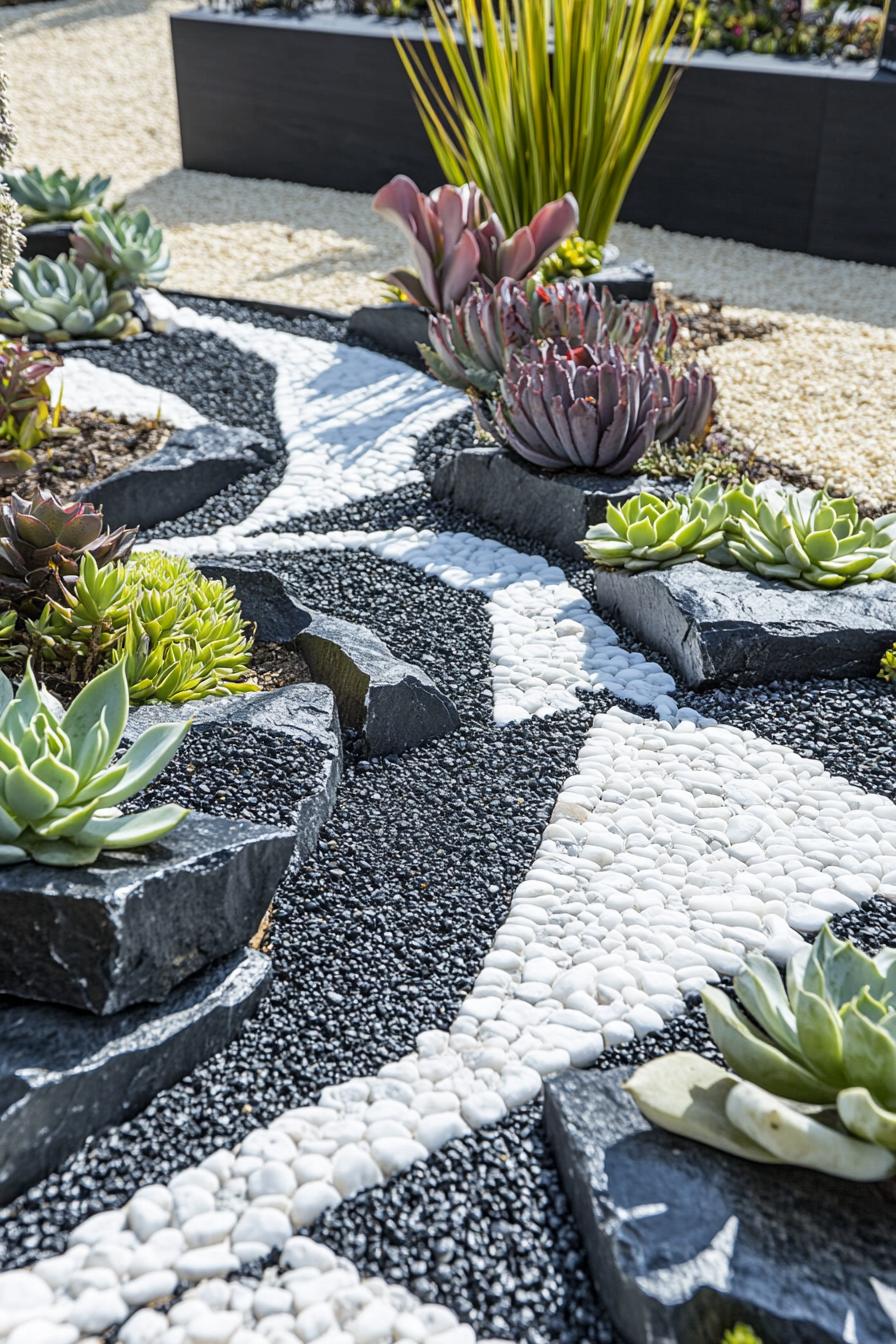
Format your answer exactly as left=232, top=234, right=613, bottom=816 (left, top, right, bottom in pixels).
left=146, top=295, right=465, bottom=527
left=142, top=526, right=679, bottom=723
left=7, top=706, right=896, bottom=1341
left=47, top=358, right=205, bottom=431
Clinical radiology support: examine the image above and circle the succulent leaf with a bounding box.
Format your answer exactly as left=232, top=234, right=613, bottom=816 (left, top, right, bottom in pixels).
left=580, top=476, right=727, bottom=571
left=0, top=256, right=140, bottom=345
left=2, top=167, right=109, bottom=224
left=71, top=206, right=170, bottom=288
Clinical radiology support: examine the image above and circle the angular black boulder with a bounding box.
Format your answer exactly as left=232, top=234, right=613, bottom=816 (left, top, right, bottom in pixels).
left=0, top=948, right=270, bottom=1208
left=79, top=421, right=277, bottom=529
left=0, top=813, right=293, bottom=1015
left=431, top=441, right=676, bottom=558
left=544, top=1066, right=896, bottom=1344
left=592, top=562, right=896, bottom=688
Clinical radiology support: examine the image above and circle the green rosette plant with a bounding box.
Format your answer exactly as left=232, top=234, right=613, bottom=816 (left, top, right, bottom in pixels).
left=0, top=658, right=188, bottom=867
left=0, top=489, right=136, bottom=608
left=72, top=206, right=170, bottom=288
left=0, top=256, right=141, bottom=344
left=537, top=236, right=605, bottom=283
left=2, top=167, right=110, bottom=225
left=580, top=478, right=728, bottom=571
left=724, top=480, right=896, bottom=590
left=879, top=643, right=896, bottom=682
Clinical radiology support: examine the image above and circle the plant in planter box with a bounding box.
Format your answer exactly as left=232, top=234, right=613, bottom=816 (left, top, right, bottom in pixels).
left=625, top=927, right=896, bottom=1182
left=1, top=167, right=110, bottom=225
left=372, top=174, right=578, bottom=313
left=580, top=478, right=728, bottom=571
left=0, top=342, right=76, bottom=481
left=0, top=256, right=142, bottom=344
left=724, top=480, right=896, bottom=589
left=422, top=278, right=678, bottom=394
left=480, top=339, right=715, bottom=473
left=72, top=206, right=170, bottom=289
left=0, top=658, right=188, bottom=866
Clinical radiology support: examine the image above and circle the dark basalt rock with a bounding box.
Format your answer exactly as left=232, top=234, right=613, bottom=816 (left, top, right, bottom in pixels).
left=544, top=1066, right=896, bottom=1344
left=79, top=421, right=278, bottom=530
left=579, top=257, right=655, bottom=301
left=592, top=562, right=896, bottom=688
left=432, top=442, right=677, bottom=558
left=347, top=302, right=429, bottom=362
left=22, top=221, right=73, bottom=260
left=124, top=681, right=343, bottom=861
left=199, top=563, right=460, bottom=755
left=0, top=948, right=270, bottom=1208
left=0, top=812, right=293, bottom=1015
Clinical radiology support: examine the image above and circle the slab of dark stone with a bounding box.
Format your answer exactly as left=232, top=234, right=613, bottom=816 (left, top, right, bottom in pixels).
left=432, top=441, right=677, bottom=558
left=0, top=812, right=292, bottom=1015
left=78, top=421, right=278, bottom=529
left=22, top=221, right=73, bottom=260
left=592, top=562, right=896, bottom=688
left=0, top=947, right=270, bottom=1209
left=580, top=257, right=655, bottom=301
left=544, top=1066, right=896, bottom=1344
left=124, top=681, right=343, bottom=862
left=199, top=563, right=460, bottom=754
left=347, top=302, right=428, bottom=362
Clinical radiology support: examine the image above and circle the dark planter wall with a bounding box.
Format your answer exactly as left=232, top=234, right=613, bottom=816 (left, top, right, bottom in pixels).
left=171, top=10, right=896, bottom=265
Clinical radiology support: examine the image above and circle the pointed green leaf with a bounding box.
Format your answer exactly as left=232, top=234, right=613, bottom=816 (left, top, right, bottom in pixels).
left=0, top=843, right=28, bottom=864
left=98, top=720, right=190, bottom=807
left=837, top=1087, right=896, bottom=1152
left=792, top=987, right=846, bottom=1087
left=841, top=1003, right=896, bottom=1109
left=25, top=837, right=103, bottom=867
left=61, top=659, right=129, bottom=776
left=734, top=953, right=801, bottom=1059
left=78, top=803, right=188, bottom=848
left=3, top=764, right=58, bottom=822
left=31, top=752, right=80, bottom=804
left=702, top=985, right=836, bottom=1103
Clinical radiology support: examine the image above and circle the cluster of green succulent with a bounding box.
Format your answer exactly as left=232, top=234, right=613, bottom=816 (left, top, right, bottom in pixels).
left=0, top=657, right=188, bottom=867
left=582, top=478, right=896, bottom=591
left=536, top=235, right=605, bottom=283
left=71, top=206, right=170, bottom=289
left=1, top=167, right=111, bottom=225
left=678, top=0, right=883, bottom=60
left=0, top=256, right=141, bottom=344
left=0, top=342, right=75, bottom=480
left=721, top=1328, right=763, bottom=1344
left=627, top=927, right=896, bottom=1182
left=879, top=643, right=896, bottom=682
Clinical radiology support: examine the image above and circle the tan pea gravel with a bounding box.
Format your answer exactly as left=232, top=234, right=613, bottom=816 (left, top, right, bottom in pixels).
left=4, top=0, right=896, bottom=504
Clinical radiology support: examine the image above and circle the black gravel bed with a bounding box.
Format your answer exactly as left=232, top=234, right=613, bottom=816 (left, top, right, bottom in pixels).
left=0, top=538, right=600, bottom=1266
left=122, top=722, right=325, bottom=831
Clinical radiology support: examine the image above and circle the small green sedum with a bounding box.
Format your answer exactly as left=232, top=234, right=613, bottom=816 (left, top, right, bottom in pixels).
left=0, top=657, right=188, bottom=867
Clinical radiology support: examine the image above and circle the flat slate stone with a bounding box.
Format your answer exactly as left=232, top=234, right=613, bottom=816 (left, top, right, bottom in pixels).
left=199, top=563, right=460, bottom=755
left=592, top=562, right=896, bottom=688
left=544, top=1066, right=896, bottom=1344
left=0, top=812, right=293, bottom=1015
left=22, top=221, right=73, bottom=260
left=347, top=302, right=429, bottom=361
left=432, top=442, right=676, bottom=558
left=79, top=421, right=278, bottom=529
left=0, top=948, right=270, bottom=1208
left=580, top=257, right=655, bottom=301
left=124, top=681, right=343, bottom=864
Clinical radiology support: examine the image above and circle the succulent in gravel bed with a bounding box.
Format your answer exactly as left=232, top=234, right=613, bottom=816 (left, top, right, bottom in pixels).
left=580, top=477, right=728, bottom=571
left=72, top=206, right=170, bottom=289
left=0, top=256, right=141, bottom=344
left=0, top=489, right=136, bottom=608
left=537, top=235, right=605, bottom=282
left=0, top=342, right=75, bottom=479
left=724, top=480, right=896, bottom=589
left=482, top=340, right=715, bottom=473
left=373, top=173, right=578, bottom=312
left=2, top=167, right=110, bottom=225
left=0, top=658, right=188, bottom=867
left=422, top=278, right=678, bottom=394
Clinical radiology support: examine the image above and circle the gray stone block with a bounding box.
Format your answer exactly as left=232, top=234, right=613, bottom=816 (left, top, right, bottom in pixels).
left=0, top=948, right=270, bottom=1208
left=544, top=1066, right=896, bottom=1344
left=79, top=421, right=277, bottom=529
left=347, top=302, right=429, bottom=361
left=432, top=442, right=675, bottom=558
left=0, top=813, right=293, bottom=1015
left=199, top=563, right=460, bottom=755
left=592, top=562, right=896, bottom=688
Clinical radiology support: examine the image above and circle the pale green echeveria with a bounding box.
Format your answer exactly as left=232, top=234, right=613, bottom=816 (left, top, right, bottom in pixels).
left=0, top=256, right=141, bottom=344
left=72, top=206, right=170, bottom=289
left=703, top=924, right=896, bottom=1144
left=0, top=658, right=188, bottom=866
left=579, top=476, right=728, bottom=572
left=724, top=479, right=896, bottom=589
left=2, top=167, right=110, bottom=224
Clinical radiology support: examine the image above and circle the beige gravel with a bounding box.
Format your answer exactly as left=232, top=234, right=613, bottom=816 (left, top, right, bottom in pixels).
left=4, top=0, right=896, bottom=502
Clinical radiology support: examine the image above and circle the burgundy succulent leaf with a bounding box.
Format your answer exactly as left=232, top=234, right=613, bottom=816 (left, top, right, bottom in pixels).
left=654, top=363, right=717, bottom=445
left=0, top=488, right=137, bottom=607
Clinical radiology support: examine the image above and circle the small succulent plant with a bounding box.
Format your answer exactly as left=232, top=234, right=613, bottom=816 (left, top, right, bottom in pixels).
left=537, top=234, right=604, bottom=282
left=0, top=256, right=141, bottom=344
left=0, top=489, right=136, bottom=608
left=373, top=174, right=578, bottom=312
left=724, top=481, right=896, bottom=589
left=721, top=1328, right=763, bottom=1344
left=72, top=206, right=170, bottom=288
left=0, top=342, right=75, bottom=479
left=580, top=478, right=728, bottom=571
left=626, top=928, right=896, bottom=1182
left=421, top=278, right=678, bottom=394
left=879, top=642, right=896, bottom=682
left=2, top=167, right=110, bottom=225
left=0, top=658, right=188, bottom=866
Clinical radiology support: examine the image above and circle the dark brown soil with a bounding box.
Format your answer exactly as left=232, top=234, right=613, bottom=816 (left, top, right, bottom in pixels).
left=673, top=296, right=778, bottom=352
left=252, top=638, right=312, bottom=690
left=6, top=409, right=170, bottom=499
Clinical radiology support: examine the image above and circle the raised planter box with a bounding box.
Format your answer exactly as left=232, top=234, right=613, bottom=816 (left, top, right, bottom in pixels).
left=592, top=561, right=896, bottom=688
left=171, top=9, right=896, bottom=266
left=431, top=441, right=678, bottom=558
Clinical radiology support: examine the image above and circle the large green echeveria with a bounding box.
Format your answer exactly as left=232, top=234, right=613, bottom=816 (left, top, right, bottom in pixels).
left=579, top=476, right=728, bottom=572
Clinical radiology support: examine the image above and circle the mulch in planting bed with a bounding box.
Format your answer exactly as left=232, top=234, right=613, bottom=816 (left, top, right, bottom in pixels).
left=252, top=637, right=312, bottom=691
left=8, top=409, right=170, bottom=499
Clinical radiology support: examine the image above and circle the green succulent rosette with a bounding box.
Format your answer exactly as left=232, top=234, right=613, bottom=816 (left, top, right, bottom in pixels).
left=580, top=477, right=728, bottom=571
